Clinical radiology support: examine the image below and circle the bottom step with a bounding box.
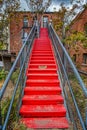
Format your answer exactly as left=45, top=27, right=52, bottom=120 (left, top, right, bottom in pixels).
left=21, top=117, right=69, bottom=129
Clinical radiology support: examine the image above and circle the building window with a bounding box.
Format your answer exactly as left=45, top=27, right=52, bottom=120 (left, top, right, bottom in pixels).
left=23, top=16, right=28, bottom=28
left=83, top=53, right=87, bottom=64
left=72, top=54, right=76, bottom=63
left=84, top=23, right=87, bottom=35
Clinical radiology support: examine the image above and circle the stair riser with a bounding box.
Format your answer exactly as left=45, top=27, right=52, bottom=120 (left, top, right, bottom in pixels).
left=22, top=100, right=64, bottom=105
left=30, top=57, right=54, bottom=60
left=33, top=49, right=52, bottom=51
left=32, top=54, right=53, bottom=57
left=32, top=49, right=53, bottom=51
left=24, top=91, right=61, bottom=95
left=32, top=51, right=54, bottom=57
left=26, top=82, right=60, bottom=87
left=30, top=61, right=55, bottom=64
left=27, top=70, right=57, bottom=74
left=27, top=75, right=58, bottom=80
left=20, top=112, right=66, bottom=117
left=32, top=50, right=53, bottom=53
left=28, top=65, right=57, bottom=69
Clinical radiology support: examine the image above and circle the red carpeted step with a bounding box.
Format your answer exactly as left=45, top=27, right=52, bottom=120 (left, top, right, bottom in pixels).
left=31, top=57, right=54, bottom=60
left=27, top=74, right=58, bottom=80
left=21, top=117, right=69, bottom=129
left=24, top=87, right=62, bottom=95
left=26, top=79, right=60, bottom=87
left=30, top=60, right=55, bottom=64
left=31, top=54, right=53, bottom=56
left=22, top=95, right=64, bottom=105
left=27, top=69, right=57, bottom=74
left=32, top=50, right=53, bottom=53
left=19, top=104, right=66, bottom=117
left=31, top=50, right=53, bottom=53
left=28, top=64, right=57, bottom=69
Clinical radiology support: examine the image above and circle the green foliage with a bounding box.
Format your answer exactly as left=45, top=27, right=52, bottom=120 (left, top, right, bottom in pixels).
left=2, top=93, right=27, bottom=130
left=84, top=23, right=87, bottom=34
left=83, top=43, right=87, bottom=48
left=65, top=26, right=69, bottom=31
left=11, top=69, right=19, bottom=84
left=64, top=31, right=87, bottom=47
left=13, top=122, right=27, bottom=130
left=54, top=22, right=63, bottom=31
left=0, top=0, right=20, bottom=50
left=0, top=69, right=8, bottom=80
left=0, top=42, right=7, bottom=50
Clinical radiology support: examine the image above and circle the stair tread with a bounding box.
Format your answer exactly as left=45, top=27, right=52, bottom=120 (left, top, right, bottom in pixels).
left=26, top=80, right=60, bottom=87
left=26, top=79, right=59, bottom=82
left=27, top=73, right=58, bottom=76
left=27, top=68, right=57, bottom=70
left=24, top=87, right=61, bottom=95
left=27, top=74, right=58, bottom=80
left=20, top=104, right=66, bottom=114
left=22, top=95, right=64, bottom=105
left=21, top=117, right=69, bottom=128
left=22, top=95, right=64, bottom=101
left=24, top=87, right=61, bottom=91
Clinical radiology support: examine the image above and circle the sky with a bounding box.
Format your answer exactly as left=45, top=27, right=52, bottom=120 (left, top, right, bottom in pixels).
left=20, top=0, right=87, bottom=11
left=20, top=0, right=71, bottom=11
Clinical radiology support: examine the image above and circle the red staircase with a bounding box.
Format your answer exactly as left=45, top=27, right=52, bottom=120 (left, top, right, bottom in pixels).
left=20, top=28, right=69, bottom=129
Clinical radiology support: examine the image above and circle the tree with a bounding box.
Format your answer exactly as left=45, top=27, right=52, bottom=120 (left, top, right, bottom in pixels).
left=0, top=0, right=20, bottom=50
left=25, top=0, right=51, bottom=18
left=61, top=0, right=87, bottom=41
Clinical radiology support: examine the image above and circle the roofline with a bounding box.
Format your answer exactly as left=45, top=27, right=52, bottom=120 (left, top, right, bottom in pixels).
left=71, top=8, right=86, bottom=24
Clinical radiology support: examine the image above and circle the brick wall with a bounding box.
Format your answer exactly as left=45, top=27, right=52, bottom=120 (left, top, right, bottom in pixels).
left=69, top=8, right=87, bottom=72
left=10, top=12, right=55, bottom=56
left=10, top=12, right=33, bottom=55
left=71, top=9, right=87, bottom=32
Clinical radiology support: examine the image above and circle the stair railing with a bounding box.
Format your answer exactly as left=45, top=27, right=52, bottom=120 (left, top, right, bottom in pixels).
left=0, top=25, right=36, bottom=130
left=48, top=24, right=87, bottom=130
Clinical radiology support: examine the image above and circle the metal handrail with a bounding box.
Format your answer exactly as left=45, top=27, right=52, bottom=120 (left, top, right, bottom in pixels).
left=48, top=24, right=87, bottom=130
left=0, top=25, right=36, bottom=130
left=49, top=24, right=87, bottom=97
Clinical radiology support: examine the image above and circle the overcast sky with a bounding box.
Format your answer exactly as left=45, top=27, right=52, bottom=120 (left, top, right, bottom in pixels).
left=20, top=0, right=86, bottom=11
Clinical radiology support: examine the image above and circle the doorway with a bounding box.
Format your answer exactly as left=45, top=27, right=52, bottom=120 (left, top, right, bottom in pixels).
left=43, top=16, right=48, bottom=28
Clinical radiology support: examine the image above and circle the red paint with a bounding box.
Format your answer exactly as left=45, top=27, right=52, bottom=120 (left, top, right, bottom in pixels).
left=19, top=28, right=69, bottom=129
left=27, top=74, right=58, bottom=80
left=20, top=104, right=66, bottom=117
left=26, top=79, right=60, bottom=87
left=21, top=117, right=69, bottom=129
left=22, top=95, right=64, bottom=105
left=24, top=87, right=62, bottom=95
left=28, top=64, right=57, bottom=69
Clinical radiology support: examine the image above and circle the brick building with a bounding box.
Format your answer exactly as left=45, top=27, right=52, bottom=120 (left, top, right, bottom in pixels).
left=10, top=12, right=33, bottom=55
left=68, top=8, right=87, bottom=72
left=9, top=12, right=54, bottom=56
left=9, top=9, right=87, bottom=72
